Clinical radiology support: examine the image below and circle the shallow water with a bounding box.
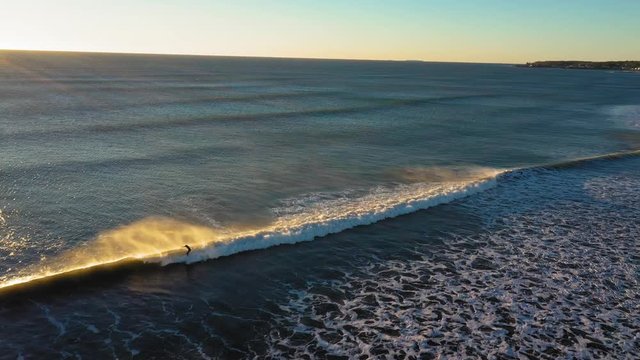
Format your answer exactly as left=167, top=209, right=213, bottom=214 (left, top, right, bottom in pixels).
left=0, top=51, right=639, bottom=358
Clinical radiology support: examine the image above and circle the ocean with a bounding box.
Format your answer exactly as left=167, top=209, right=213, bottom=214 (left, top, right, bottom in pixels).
left=0, top=51, right=638, bottom=358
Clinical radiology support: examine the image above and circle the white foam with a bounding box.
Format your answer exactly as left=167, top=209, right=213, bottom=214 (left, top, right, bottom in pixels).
left=263, top=161, right=640, bottom=358
left=161, top=178, right=499, bottom=266
left=608, top=104, right=640, bottom=129
left=36, top=303, right=67, bottom=338
left=0, top=174, right=500, bottom=290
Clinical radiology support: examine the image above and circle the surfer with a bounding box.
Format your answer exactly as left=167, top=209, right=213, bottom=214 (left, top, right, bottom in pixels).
left=184, top=245, right=192, bottom=255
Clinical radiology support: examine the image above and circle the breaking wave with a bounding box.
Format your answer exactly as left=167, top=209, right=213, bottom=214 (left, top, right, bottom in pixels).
left=0, top=173, right=499, bottom=293
left=2, top=149, right=640, bottom=294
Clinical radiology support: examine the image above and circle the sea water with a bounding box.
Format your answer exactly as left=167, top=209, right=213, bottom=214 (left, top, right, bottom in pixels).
left=0, top=51, right=638, bottom=358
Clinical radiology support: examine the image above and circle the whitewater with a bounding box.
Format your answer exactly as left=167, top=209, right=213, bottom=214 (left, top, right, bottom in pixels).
left=0, top=169, right=500, bottom=292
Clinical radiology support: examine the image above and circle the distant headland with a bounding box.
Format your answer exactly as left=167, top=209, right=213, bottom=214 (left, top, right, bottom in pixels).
left=518, top=61, right=640, bottom=71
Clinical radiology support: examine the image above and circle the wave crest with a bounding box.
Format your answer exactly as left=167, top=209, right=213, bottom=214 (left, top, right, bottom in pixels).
left=0, top=175, right=499, bottom=292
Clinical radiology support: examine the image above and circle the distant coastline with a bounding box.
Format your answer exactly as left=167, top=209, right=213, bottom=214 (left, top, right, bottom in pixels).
left=518, top=61, right=640, bottom=71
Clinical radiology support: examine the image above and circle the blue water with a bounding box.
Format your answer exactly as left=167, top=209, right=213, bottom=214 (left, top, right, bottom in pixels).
left=0, top=51, right=639, bottom=358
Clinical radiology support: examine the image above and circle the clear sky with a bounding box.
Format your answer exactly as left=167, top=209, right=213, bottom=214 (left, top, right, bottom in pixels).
left=1, top=0, right=638, bottom=63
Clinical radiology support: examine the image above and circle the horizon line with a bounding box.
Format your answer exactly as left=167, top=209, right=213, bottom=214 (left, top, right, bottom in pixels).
left=0, top=47, right=519, bottom=65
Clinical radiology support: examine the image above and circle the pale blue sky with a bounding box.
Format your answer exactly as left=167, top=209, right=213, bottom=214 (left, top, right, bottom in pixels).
left=1, top=0, right=638, bottom=63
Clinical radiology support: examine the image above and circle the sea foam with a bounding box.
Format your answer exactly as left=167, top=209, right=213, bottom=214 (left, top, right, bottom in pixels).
left=0, top=172, right=501, bottom=291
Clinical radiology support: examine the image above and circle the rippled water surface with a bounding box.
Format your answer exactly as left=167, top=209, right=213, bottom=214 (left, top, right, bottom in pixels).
left=0, top=51, right=639, bottom=358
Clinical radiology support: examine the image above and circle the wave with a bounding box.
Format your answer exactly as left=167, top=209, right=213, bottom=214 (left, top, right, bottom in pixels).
left=2, top=149, right=640, bottom=295
left=526, top=149, right=640, bottom=170
left=0, top=174, right=499, bottom=295
left=1, top=94, right=494, bottom=140
left=0, top=144, right=243, bottom=175
left=2, top=90, right=348, bottom=115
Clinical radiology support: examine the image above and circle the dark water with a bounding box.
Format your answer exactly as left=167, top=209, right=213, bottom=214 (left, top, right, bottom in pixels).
left=0, top=51, right=639, bottom=358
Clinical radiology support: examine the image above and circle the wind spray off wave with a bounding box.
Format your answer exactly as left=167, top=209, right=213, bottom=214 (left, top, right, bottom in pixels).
left=0, top=170, right=502, bottom=292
